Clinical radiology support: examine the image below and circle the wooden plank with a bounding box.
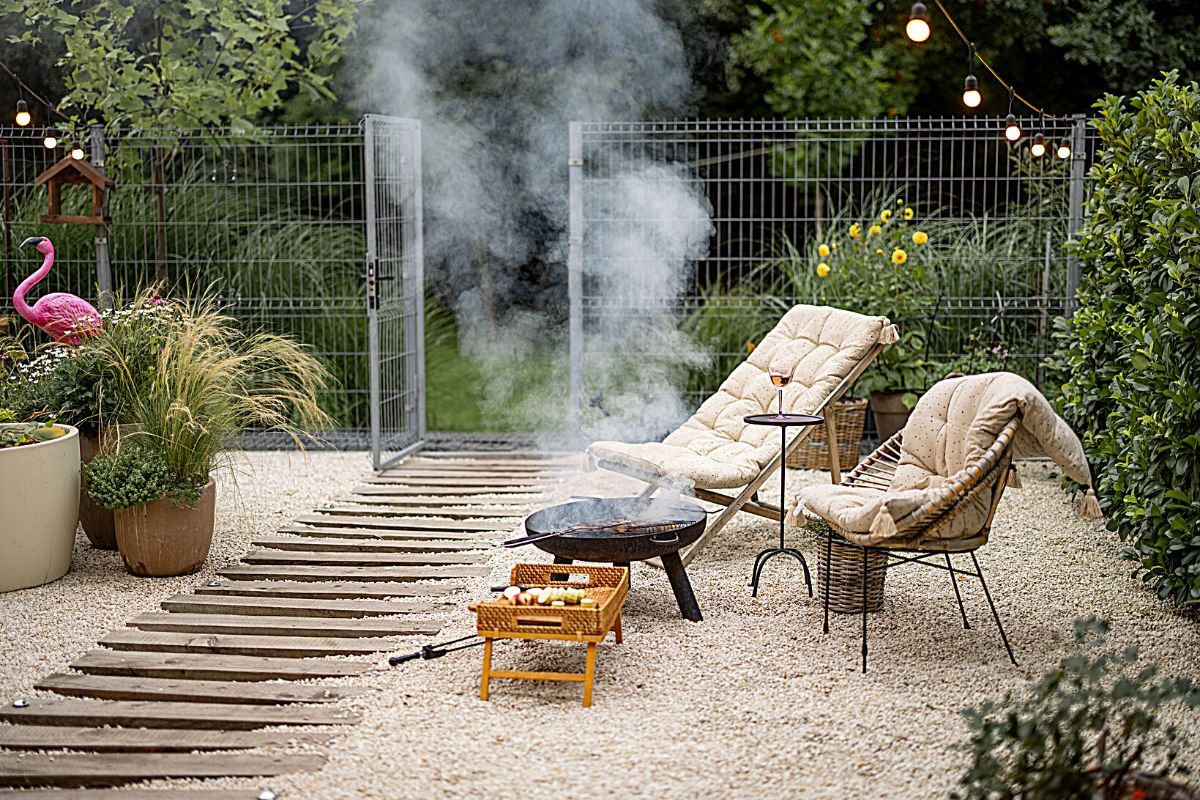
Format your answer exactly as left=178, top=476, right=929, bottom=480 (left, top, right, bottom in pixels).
left=351, top=483, right=542, bottom=494
left=194, top=580, right=462, bottom=599
left=241, top=549, right=489, bottom=567
left=374, top=468, right=564, bottom=478
left=99, top=630, right=391, bottom=657
left=0, top=699, right=355, bottom=730
left=130, top=612, right=440, bottom=637
left=35, top=674, right=368, bottom=705
left=219, top=563, right=488, bottom=583
left=337, top=494, right=533, bottom=508
left=316, top=505, right=521, bottom=519
left=0, top=724, right=334, bottom=752
left=0, top=752, right=325, bottom=787
left=160, top=593, right=436, bottom=617
left=364, top=474, right=555, bottom=485
left=294, top=513, right=507, bottom=532
left=70, top=650, right=372, bottom=681
left=256, top=534, right=491, bottom=552
left=278, top=524, right=492, bottom=541
left=6, top=791, right=264, bottom=799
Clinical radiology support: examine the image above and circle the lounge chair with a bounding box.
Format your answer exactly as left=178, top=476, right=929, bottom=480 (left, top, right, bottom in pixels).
left=586, top=304, right=898, bottom=566
left=788, top=372, right=1102, bottom=672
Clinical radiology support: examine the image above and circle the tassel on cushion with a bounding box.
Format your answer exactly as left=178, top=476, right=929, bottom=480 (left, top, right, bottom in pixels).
left=1079, top=487, right=1103, bottom=519
left=1006, top=465, right=1022, bottom=488
left=785, top=498, right=810, bottom=528
left=869, top=503, right=899, bottom=540
left=879, top=323, right=900, bottom=345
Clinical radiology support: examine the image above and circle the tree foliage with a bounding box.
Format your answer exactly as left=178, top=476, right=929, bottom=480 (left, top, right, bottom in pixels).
left=1054, top=72, right=1200, bottom=607
left=5, top=0, right=362, bottom=130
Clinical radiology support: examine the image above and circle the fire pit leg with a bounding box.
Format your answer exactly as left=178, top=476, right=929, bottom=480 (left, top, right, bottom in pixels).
left=551, top=556, right=572, bottom=582
left=660, top=551, right=703, bottom=622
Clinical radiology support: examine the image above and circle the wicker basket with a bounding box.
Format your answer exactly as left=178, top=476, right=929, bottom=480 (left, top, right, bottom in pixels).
left=786, top=398, right=868, bottom=471
left=817, top=534, right=888, bottom=614
left=474, top=563, right=629, bottom=637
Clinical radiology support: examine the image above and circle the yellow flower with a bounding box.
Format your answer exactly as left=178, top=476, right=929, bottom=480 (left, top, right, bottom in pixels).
left=816, top=262, right=831, bottom=277
left=880, top=209, right=892, bottom=223
left=868, top=224, right=882, bottom=237
left=832, top=242, right=839, bottom=249
left=849, top=224, right=862, bottom=239
left=746, top=339, right=756, bottom=353
left=891, top=248, right=907, bottom=265
left=875, top=248, right=884, bottom=257
left=817, top=243, right=830, bottom=258
left=904, top=207, right=915, bottom=220
left=912, top=230, right=928, bottom=245
left=897, top=199, right=904, bottom=206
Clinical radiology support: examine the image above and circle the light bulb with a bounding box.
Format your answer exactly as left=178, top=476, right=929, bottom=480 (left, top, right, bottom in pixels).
left=1030, top=132, right=1046, bottom=158
left=1004, top=114, right=1021, bottom=142
left=42, top=130, right=58, bottom=149
left=962, top=75, right=981, bottom=108
left=1056, top=139, right=1071, bottom=159
left=70, top=143, right=85, bottom=160
left=906, top=2, right=930, bottom=42
left=14, top=100, right=31, bottom=127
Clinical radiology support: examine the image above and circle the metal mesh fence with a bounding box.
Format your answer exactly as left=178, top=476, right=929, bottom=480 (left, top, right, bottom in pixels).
left=1, top=124, right=374, bottom=445
left=571, top=116, right=1096, bottom=412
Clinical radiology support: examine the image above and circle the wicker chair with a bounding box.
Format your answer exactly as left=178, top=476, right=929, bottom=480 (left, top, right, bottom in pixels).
left=806, top=415, right=1021, bottom=673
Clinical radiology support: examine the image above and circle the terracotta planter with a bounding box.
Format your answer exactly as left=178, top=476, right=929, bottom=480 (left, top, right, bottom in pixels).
left=78, top=433, right=116, bottom=549
left=869, top=391, right=915, bottom=443
left=1, top=424, right=79, bottom=592
left=114, top=478, right=216, bottom=577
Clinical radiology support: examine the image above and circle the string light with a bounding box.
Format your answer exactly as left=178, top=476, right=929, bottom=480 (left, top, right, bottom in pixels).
left=70, top=138, right=85, bottom=160
left=1056, top=138, right=1071, bottom=159
left=1030, top=132, right=1046, bottom=158
left=1003, top=90, right=1021, bottom=141
left=962, top=75, right=980, bottom=108
left=14, top=99, right=30, bottom=127
left=906, top=2, right=931, bottom=43
left=42, top=128, right=58, bottom=149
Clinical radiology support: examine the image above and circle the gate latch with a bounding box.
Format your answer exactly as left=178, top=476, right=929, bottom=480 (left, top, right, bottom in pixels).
left=366, top=257, right=396, bottom=310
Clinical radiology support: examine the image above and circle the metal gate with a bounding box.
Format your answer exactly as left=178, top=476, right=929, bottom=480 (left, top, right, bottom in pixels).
left=365, top=115, right=426, bottom=469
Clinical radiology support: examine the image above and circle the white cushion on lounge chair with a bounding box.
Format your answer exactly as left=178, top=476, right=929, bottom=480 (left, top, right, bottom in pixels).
left=586, top=305, right=893, bottom=490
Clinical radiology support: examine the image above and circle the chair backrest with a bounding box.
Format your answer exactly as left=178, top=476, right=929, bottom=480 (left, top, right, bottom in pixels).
left=663, top=305, right=891, bottom=459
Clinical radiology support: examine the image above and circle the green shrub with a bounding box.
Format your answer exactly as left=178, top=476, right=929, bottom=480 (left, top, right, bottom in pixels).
left=953, top=618, right=1199, bottom=800
left=1054, top=72, right=1200, bottom=606
left=83, top=444, right=196, bottom=509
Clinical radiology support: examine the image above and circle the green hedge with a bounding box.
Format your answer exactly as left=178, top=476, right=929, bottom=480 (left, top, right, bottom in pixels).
left=1055, top=72, right=1200, bottom=606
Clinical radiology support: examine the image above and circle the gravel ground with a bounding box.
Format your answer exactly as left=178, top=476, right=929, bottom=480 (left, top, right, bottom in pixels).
left=2, top=453, right=1198, bottom=799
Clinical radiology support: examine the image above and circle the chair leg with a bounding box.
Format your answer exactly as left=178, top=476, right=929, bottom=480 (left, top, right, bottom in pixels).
left=637, top=484, right=657, bottom=499
left=822, top=530, right=832, bottom=634
left=946, top=553, right=970, bottom=629
left=860, top=546, right=869, bottom=674
left=969, top=551, right=1017, bottom=667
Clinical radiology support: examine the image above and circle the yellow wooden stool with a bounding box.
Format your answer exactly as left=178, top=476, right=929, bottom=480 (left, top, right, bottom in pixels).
left=472, top=564, right=628, bottom=708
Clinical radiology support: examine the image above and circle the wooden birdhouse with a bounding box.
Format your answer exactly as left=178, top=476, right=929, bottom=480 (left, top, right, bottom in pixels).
left=32, top=157, right=113, bottom=225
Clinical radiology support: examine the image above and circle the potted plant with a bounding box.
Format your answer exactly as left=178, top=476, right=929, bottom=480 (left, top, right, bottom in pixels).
left=0, top=419, right=79, bottom=592
left=83, top=295, right=330, bottom=577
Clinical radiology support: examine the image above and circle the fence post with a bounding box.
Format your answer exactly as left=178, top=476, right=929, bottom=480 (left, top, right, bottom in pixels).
left=1064, top=114, right=1087, bottom=312
left=89, top=125, right=113, bottom=309
left=567, top=121, right=584, bottom=444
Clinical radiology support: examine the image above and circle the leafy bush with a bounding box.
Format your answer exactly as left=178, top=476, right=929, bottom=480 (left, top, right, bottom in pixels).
left=1054, top=72, right=1200, bottom=606
left=83, top=443, right=196, bottom=509
left=954, top=618, right=1199, bottom=800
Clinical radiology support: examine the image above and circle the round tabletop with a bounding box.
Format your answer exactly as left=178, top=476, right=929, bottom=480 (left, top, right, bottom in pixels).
left=743, top=413, right=823, bottom=427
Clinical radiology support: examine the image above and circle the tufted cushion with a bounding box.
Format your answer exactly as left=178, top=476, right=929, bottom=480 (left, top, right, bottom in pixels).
left=586, top=305, right=891, bottom=490
left=790, top=372, right=1094, bottom=544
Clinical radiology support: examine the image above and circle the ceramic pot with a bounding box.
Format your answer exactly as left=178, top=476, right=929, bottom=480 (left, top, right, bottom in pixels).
left=114, top=477, right=216, bottom=577
left=869, top=391, right=915, bottom=444
left=0, top=424, right=79, bottom=592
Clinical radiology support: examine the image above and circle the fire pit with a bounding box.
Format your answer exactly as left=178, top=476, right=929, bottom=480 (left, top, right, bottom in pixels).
left=505, top=497, right=706, bottom=622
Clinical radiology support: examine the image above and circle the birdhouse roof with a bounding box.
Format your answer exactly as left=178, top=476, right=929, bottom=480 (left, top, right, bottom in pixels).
left=33, top=157, right=114, bottom=188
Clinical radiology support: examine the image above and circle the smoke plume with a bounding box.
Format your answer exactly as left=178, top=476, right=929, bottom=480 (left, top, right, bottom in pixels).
left=356, top=0, right=713, bottom=443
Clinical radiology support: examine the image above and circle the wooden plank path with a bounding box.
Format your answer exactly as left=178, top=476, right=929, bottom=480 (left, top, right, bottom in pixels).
left=1, top=447, right=573, bottom=793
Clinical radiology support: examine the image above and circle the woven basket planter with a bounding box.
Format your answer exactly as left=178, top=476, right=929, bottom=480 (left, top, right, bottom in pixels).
left=817, top=533, right=888, bottom=614
left=786, top=398, right=867, bottom=471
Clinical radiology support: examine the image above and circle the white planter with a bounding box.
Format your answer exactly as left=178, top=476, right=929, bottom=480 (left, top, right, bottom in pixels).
left=0, top=424, right=80, bottom=592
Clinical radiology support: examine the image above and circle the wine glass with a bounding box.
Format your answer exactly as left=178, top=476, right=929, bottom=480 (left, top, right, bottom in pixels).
left=768, top=364, right=794, bottom=418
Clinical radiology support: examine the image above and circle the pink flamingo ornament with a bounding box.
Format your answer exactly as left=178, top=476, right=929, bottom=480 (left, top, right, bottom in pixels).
left=15, top=236, right=103, bottom=345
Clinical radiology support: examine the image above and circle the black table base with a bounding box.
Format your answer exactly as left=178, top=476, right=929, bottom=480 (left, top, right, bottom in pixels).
left=750, top=545, right=812, bottom=598
left=553, top=555, right=703, bottom=622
